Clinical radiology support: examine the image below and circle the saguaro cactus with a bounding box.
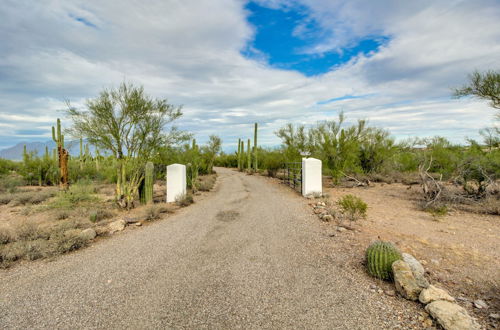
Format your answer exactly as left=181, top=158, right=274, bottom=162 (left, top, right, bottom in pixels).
left=52, top=118, right=69, bottom=188
left=237, top=138, right=241, bottom=170
left=79, top=137, right=83, bottom=170
left=145, top=162, right=154, bottom=204
left=95, top=147, right=100, bottom=171
left=247, top=139, right=251, bottom=170
left=253, top=123, right=258, bottom=171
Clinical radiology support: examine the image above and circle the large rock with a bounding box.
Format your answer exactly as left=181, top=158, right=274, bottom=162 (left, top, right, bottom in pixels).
left=402, top=253, right=429, bottom=288
left=392, top=260, right=422, bottom=301
left=425, top=300, right=480, bottom=330
left=108, top=220, right=126, bottom=233
left=79, top=228, right=97, bottom=241
left=419, top=285, right=455, bottom=304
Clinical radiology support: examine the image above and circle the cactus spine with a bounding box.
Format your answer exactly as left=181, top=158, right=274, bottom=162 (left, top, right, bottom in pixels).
left=247, top=139, right=251, bottom=170
left=366, top=241, right=402, bottom=280
left=52, top=118, right=69, bottom=188
left=144, top=161, right=154, bottom=204
left=253, top=123, right=258, bottom=171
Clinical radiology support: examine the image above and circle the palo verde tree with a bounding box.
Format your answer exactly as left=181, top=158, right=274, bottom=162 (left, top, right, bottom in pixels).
left=66, top=82, right=184, bottom=209
left=454, top=70, right=500, bottom=111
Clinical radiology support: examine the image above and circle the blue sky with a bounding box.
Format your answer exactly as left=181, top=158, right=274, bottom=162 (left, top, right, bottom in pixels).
left=243, top=2, right=389, bottom=76
left=0, top=0, right=499, bottom=151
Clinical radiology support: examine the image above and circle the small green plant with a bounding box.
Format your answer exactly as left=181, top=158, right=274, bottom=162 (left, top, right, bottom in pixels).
left=426, top=204, right=448, bottom=220
left=89, top=209, right=113, bottom=223
left=338, top=194, right=368, bottom=221
left=366, top=241, right=402, bottom=280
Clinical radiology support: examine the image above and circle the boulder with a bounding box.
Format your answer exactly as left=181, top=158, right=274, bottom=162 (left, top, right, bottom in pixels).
left=425, top=300, right=480, bottom=330
left=108, top=220, right=126, bottom=233
left=392, top=260, right=422, bottom=301
left=79, top=228, right=97, bottom=241
left=419, top=285, right=455, bottom=304
left=402, top=253, right=429, bottom=288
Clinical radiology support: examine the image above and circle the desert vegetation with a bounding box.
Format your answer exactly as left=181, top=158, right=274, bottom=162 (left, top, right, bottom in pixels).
left=218, top=70, right=500, bottom=218
left=0, top=83, right=221, bottom=268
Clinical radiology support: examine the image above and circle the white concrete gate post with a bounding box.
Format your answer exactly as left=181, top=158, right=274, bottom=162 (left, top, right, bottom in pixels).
left=166, top=164, right=187, bottom=203
left=301, top=158, right=322, bottom=197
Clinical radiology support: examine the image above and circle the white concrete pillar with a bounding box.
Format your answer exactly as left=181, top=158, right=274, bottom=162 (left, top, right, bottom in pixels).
left=302, top=158, right=322, bottom=197
left=166, top=164, right=186, bottom=203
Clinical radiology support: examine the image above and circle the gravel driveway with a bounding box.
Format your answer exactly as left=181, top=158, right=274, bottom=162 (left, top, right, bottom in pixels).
left=0, top=167, right=418, bottom=329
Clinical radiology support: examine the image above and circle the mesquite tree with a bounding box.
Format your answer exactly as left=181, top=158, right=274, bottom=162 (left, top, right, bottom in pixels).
left=67, top=82, right=183, bottom=209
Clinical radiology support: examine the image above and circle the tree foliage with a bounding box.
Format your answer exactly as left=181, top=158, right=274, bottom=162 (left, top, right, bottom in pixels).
left=66, top=82, right=185, bottom=208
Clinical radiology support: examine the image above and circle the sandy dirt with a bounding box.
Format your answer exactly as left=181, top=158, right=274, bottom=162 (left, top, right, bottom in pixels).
left=320, top=181, right=499, bottom=328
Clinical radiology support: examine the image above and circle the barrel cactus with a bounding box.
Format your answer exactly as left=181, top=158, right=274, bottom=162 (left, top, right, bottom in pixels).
left=366, top=241, right=402, bottom=280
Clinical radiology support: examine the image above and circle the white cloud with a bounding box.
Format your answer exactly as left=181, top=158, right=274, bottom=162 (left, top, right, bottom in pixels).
left=0, top=0, right=499, bottom=151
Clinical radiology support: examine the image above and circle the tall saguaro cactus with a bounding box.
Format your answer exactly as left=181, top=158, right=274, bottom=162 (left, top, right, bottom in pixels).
left=144, top=161, right=154, bottom=204
left=52, top=118, right=69, bottom=188
left=237, top=138, right=241, bottom=170
left=247, top=139, right=251, bottom=170
left=253, top=123, right=258, bottom=171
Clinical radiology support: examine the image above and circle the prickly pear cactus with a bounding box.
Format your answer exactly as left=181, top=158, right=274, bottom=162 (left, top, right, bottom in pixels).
left=366, top=241, right=402, bottom=280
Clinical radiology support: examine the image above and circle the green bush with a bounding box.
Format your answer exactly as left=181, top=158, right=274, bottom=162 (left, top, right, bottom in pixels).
left=0, top=174, right=24, bottom=193
left=50, top=180, right=99, bottom=209
left=338, top=194, right=368, bottom=221
left=89, top=209, right=113, bottom=223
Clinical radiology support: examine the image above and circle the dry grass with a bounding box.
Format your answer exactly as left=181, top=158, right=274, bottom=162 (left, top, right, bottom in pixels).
left=0, top=190, right=56, bottom=206
left=142, top=203, right=170, bottom=221
left=175, top=193, right=194, bottom=207
left=196, top=174, right=217, bottom=192
left=0, top=219, right=93, bottom=268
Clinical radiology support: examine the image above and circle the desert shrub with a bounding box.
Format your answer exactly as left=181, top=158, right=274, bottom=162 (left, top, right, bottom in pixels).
left=54, top=210, right=71, bottom=220
left=50, top=229, right=89, bottom=254
left=88, top=209, right=114, bottom=223
left=0, top=193, right=14, bottom=205
left=175, top=193, right=194, bottom=207
left=15, top=221, right=49, bottom=241
left=0, top=226, right=15, bottom=244
left=338, top=194, right=368, bottom=221
left=0, top=158, right=19, bottom=176
left=0, top=174, right=24, bottom=193
left=197, top=175, right=216, bottom=191
left=260, top=149, right=285, bottom=177
left=50, top=181, right=99, bottom=208
left=424, top=204, right=448, bottom=220
left=10, top=190, right=56, bottom=206
left=214, top=152, right=238, bottom=168
left=143, top=204, right=169, bottom=221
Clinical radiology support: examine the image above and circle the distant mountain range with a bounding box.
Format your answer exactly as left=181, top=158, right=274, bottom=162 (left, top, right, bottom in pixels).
left=0, top=140, right=92, bottom=160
